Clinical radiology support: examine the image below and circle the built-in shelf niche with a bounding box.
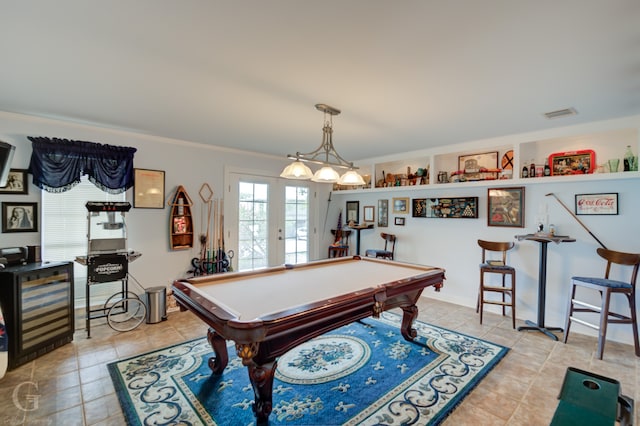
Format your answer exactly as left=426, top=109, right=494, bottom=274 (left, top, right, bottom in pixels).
left=519, top=128, right=638, bottom=177
left=432, top=145, right=514, bottom=182
left=373, top=157, right=430, bottom=188
left=333, top=126, right=639, bottom=194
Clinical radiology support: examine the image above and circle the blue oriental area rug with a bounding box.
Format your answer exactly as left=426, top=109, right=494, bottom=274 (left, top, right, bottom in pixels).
left=108, top=312, right=508, bottom=425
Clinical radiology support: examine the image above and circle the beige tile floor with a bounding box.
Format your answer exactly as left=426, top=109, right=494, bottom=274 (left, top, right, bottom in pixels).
left=0, top=298, right=636, bottom=425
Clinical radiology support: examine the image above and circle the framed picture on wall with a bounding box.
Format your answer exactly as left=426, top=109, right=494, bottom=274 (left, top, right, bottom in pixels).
left=2, top=202, right=38, bottom=233
left=133, top=168, right=165, bottom=209
left=412, top=198, right=427, bottom=217
left=487, top=187, right=525, bottom=227
left=363, top=205, right=375, bottom=222
left=346, top=201, right=359, bottom=224
left=394, top=217, right=405, bottom=226
left=392, top=197, right=409, bottom=214
left=425, top=197, right=478, bottom=219
left=0, top=169, right=28, bottom=195
left=575, top=193, right=618, bottom=215
left=377, top=199, right=388, bottom=227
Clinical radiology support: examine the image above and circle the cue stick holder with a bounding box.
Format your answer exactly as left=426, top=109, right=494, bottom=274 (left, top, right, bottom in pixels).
left=190, top=195, right=232, bottom=277
left=74, top=202, right=142, bottom=338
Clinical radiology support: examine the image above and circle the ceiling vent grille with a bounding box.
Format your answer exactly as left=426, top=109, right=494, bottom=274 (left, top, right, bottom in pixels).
left=543, top=108, right=577, bottom=120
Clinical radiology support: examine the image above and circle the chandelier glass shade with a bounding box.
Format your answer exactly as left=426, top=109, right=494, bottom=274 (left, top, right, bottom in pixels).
left=280, top=104, right=365, bottom=185
left=311, top=166, right=340, bottom=182
left=337, top=170, right=366, bottom=185
left=279, top=161, right=313, bottom=180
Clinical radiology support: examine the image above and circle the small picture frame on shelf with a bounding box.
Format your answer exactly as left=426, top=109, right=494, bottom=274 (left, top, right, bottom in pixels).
left=487, top=187, right=525, bottom=227
left=549, top=150, right=595, bottom=176
left=377, top=199, right=388, bottom=227
left=458, top=151, right=498, bottom=173
left=2, top=202, right=38, bottom=233
left=0, top=169, right=28, bottom=195
left=392, top=197, right=409, bottom=214
left=173, top=216, right=188, bottom=233
left=575, top=193, right=618, bottom=215
left=394, top=217, right=405, bottom=226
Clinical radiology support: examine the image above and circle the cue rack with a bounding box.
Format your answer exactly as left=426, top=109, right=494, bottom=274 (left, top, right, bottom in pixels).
left=190, top=183, right=233, bottom=276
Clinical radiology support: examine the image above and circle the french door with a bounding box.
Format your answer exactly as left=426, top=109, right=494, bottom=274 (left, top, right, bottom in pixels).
left=227, top=172, right=314, bottom=271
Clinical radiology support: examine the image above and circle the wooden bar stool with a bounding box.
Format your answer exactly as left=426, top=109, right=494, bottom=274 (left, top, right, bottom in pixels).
left=563, top=248, right=640, bottom=360
left=328, top=229, right=350, bottom=258
left=328, top=246, right=349, bottom=258
left=477, top=239, right=516, bottom=328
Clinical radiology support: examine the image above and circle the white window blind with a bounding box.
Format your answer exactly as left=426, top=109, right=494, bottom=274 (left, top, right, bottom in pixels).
left=41, top=176, right=125, bottom=308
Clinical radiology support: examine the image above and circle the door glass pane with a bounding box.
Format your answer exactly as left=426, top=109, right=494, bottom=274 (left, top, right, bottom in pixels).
left=284, top=185, right=309, bottom=264
left=238, top=182, right=269, bottom=271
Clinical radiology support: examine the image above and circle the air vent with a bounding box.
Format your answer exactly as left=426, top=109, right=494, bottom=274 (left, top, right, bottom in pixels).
left=543, top=108, right=577, bottom=120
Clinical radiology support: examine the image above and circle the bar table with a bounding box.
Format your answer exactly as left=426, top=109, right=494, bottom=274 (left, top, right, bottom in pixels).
left=515, top=233, right=576, bottom=340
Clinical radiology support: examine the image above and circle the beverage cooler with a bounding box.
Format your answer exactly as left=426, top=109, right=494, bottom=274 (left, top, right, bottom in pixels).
left=0, top=261, right=74, bottom=370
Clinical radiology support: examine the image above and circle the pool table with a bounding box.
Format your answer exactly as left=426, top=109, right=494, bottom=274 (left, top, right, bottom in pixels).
left=172, top=255, right=445, bottom=423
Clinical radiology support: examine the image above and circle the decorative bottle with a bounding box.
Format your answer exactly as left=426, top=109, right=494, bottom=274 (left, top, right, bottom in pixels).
left=544, top=159, right=551, bottom=176
left=521, top=162, right=529, bottom=178
left=623, top=145, right=634, bottom=172
left=529, top=160, right=535, bottom=178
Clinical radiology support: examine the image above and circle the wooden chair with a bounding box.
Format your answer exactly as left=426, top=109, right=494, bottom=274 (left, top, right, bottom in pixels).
left=328, top=229, right=350, bottom=258
left=365, top=233, right=396, bottom=260
left=328, top=246, right=349, bottom=257
left=563, top=248, right=640, bottom=360
left=477, top=239, right=516, bottom=328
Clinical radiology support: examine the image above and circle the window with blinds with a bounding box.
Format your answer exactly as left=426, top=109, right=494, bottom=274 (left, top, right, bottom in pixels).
left=41, top=176, right=125, bottom=308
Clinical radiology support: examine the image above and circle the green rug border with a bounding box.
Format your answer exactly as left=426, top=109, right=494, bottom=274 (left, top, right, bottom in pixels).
left=108, top=313, right=509, bottom=425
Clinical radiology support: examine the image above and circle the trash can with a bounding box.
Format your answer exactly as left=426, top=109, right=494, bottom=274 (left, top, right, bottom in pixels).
left=145, top=286, right=167, bottom=324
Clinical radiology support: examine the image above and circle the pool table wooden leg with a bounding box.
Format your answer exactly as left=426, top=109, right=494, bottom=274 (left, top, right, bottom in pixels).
left=206, top=328, right=228, bottom=374
left=247, top=359, right=277, bottom=424
left=400, top=304, right=419, bottom=340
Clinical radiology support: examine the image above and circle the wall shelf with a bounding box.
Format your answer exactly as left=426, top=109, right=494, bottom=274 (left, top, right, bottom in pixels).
left=169, top=185, right=194, bottom=250
left=335, top=171, right=640, bottom=194
left=333, top=127, right=639, bottom=194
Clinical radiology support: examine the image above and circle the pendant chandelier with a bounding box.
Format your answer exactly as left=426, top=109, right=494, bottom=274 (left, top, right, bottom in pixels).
left=280, top=104, right=365, bottom=185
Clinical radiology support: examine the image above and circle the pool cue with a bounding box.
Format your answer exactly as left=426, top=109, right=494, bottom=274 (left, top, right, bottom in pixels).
left=323, top=191, right=332, bottom=234
left=212, top=198, right=217, bottom=268
left=200, top=203, right=205, bottom=257
left=545, top=193, right=607, bottom=249
left=205, top=197, right=212, bottom=270
left=219, top=199, right=229, bottom=271
left=217, top=198, right=225, bottom=271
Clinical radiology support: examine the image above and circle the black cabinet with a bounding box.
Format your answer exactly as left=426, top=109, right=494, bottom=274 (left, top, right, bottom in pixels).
left=0, top=261, right=74, bottom=369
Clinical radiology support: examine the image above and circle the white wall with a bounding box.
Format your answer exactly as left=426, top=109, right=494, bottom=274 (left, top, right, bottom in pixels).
left=2, top=110, right=638, bottom=347
left=0, top=111, right=301, bottom=290
left=330, top=115, right=640, bottom=346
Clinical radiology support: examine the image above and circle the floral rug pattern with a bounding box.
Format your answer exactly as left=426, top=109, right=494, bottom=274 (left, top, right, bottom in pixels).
left=109, top=312, right=508, bottom=425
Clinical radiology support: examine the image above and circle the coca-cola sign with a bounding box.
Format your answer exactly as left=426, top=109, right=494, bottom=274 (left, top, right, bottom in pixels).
left=575, top=193, right=618, bottom=215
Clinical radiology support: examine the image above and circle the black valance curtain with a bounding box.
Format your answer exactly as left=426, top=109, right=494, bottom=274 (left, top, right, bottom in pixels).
left=28, top=137, right=137, bottom=193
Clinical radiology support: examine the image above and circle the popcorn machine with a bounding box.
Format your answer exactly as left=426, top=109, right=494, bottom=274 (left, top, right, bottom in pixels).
left=75, top=201, right=143, bottom=337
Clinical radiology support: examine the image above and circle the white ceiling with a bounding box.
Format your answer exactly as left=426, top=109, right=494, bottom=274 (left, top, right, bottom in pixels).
left=1, top=1, right=639, bottom=162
